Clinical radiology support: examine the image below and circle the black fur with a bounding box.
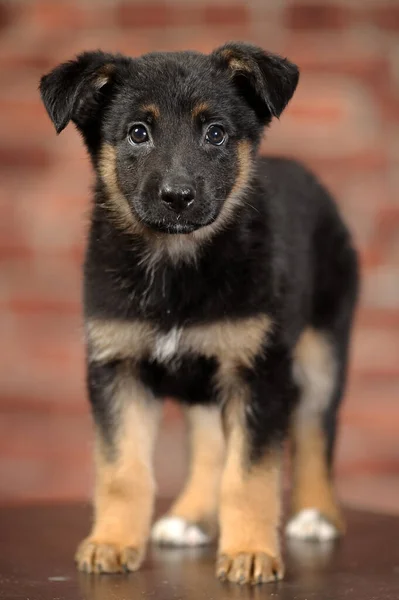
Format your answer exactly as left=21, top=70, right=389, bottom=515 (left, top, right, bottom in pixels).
left=40, top=42, right=358, bottom=464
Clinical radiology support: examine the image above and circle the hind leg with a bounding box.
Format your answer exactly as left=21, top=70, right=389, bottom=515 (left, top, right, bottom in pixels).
left=152, top=405, right=225, bottom=546
left=286, top=328, right=345, bottom=540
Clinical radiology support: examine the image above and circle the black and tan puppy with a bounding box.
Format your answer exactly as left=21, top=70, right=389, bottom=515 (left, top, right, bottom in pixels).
left=40, top=42, right=358, bottom=585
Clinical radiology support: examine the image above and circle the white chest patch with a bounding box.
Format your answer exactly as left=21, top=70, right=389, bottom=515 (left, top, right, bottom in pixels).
left=153, top=327, right=182, bottom=363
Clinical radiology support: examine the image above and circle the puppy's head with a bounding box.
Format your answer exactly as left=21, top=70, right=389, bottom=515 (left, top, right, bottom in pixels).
left=40, top=43, right=298, bottom=237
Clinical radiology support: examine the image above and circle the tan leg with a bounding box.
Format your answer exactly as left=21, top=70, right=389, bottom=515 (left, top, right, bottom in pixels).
left=287, top=418, right=344, bottom=538
left=76, top=372, right=161, bottom=573
left=216, top=402, right=284, bottom=585
left=152, top=405, right=225, bottom=545
left=287, top=328, right=344, bottom=540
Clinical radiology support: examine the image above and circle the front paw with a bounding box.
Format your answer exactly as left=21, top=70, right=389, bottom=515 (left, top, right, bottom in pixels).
left=216, top=551, right=284, bottom=585
left=75, top=537, right=145, bottom=574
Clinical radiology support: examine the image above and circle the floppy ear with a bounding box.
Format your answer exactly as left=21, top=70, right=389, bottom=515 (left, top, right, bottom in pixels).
left=212, top=42, right=299, bottom=123
left=39, top=51, right=118, bottom=134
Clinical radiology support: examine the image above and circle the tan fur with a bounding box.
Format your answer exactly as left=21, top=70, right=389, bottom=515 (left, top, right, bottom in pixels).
left=141, top=103, right=160, bottom=120
left=290, top=327, right=344, bottom=530
left=192, top=101, right=209, bottom=119
left=219, top=48, right=234, bottom=61
left=87, top=314, right=272, bottom=371
left=87, top=319, right=154, bottom=363
left=169, top=406, right=225, bottom=533
left=230, top=140, right=253, bottom=199
left=97, top=144, right=199, bottom=266
left=219, top=407, right=282, bottom=555
left=217, top=398, right=284, bottom=583
left=184, top=313, right=271, bottom=367
left=75, top=374, right=162, bottom=573
left=294, top=328, right=336, bottom=421
left=95, top=63, right=115, bottom=89
left=290, top=421, right=344, bottom=531
left=193, top=140, right=253, bottom=244
left=98, top=143, right=144, bottom=235
left=228, top=57, right=251, bottom=73
left=219, top=48, right=252, bottom=74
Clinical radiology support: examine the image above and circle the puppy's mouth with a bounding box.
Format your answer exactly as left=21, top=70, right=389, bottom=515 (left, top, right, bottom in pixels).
left=131, top=197, right=219, bottom=235
left=137, top=214, right=217, bottom=235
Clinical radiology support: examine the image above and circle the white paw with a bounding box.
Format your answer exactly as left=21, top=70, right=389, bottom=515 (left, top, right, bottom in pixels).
left=285, top=509, right=339, bottom=541
left=151, top=516, right=211, bottom=547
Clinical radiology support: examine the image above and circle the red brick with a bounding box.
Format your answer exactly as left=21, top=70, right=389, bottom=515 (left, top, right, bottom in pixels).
left=18, top=192, right=87, bottom=254
left=0, top=100, right=51, bottom=142
left=0, top=312, right=85, bottom=408
left=263, top=74, right=383, bottom=164
left=117, top=3, right=249, bottom=29
left=307, top=152, right=389, bottom=175
left=158, top=25, right=252, bottom=54
left=368, top=205, right=399, bottom=265
left=334, top=176, right=391, bottom=254
left=370, top=4, right=399, bottom=31
left=0, top=182, right=86, bottom=259
left=0, top=1, right=17, bottom=30
left=21, top=1, right=113, bottom=31
left=285, top=3, right=349, bottom=30
left=351, top=327, right=399, bottom=377
left=203, top=4, right=249, bottom=27
left=0, top=146, right=51, bottom=170
left=362, top=266, right=399, bottom=311
left=283, top=34, right=390, bottom=87
left=0, top=411, right=91, bottom=501
left=356, top=307, right=399, bottom=330
left=117, top=3, right=174, bottom=28
left=0, top=50, right=53, bottom=71
left=0, top=256, right=81, bottom=312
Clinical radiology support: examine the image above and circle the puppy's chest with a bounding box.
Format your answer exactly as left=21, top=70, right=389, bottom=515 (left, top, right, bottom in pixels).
left=151, top=328, right=183, bottom=362
left=139, top=334, right=218, bottom=404
left=87, top=315, right=272, bottom=401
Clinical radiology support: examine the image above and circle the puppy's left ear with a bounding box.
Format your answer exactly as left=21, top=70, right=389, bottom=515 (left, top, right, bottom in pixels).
left=39, top=51, right=118, bottom=134
left=212, top=42, right=299, bottom=123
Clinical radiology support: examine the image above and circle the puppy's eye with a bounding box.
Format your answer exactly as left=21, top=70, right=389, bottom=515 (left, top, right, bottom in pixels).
left=128, top=124, right=149, bottom=145
left=205, top=124, right=226, bottom=146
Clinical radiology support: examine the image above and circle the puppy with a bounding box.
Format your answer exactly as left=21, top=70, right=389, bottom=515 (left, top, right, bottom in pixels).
left=40, top=42, right=358, bottom=585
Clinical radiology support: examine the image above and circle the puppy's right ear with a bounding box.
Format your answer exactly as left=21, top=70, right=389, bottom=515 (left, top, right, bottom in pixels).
left=39, top=51, right=117, bottom=134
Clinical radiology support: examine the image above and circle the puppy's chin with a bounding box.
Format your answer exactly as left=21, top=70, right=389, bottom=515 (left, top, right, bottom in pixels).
left=149, top=221, right=201, bottom=234
left=140, top=218, right=212, bottom=235
left=130, top=196, right=223, bottom=235
left=133, top=208, right=218, bottom=235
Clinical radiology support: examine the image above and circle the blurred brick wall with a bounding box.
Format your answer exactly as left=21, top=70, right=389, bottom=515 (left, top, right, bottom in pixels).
left=0, top=0, right=398, bottom=504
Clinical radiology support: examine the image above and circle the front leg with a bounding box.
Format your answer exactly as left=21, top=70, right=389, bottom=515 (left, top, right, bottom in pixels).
left=217, top=342, right=298, bottom=585
left=75, top=360, right=162, bottom=573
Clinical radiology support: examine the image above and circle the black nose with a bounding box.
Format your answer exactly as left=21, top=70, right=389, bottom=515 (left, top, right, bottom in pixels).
left=160, top=181, right=196, bottom=213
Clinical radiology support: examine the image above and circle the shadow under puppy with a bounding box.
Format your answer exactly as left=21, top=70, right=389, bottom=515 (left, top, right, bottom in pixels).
left=40, top=42, right=358, bottom=585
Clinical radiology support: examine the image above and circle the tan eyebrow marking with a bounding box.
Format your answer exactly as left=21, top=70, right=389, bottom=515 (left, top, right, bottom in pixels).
left=140, top=103, right=160, bottom=119
left=219, top=49, right=251, bottom=73
left=229, top=58, right=251, bottom=73
left=192, top=102, right=210, bottom=119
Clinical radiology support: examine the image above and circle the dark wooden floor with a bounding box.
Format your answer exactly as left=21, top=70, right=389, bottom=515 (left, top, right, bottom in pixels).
left=1, top=502, right=399, bottom=599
